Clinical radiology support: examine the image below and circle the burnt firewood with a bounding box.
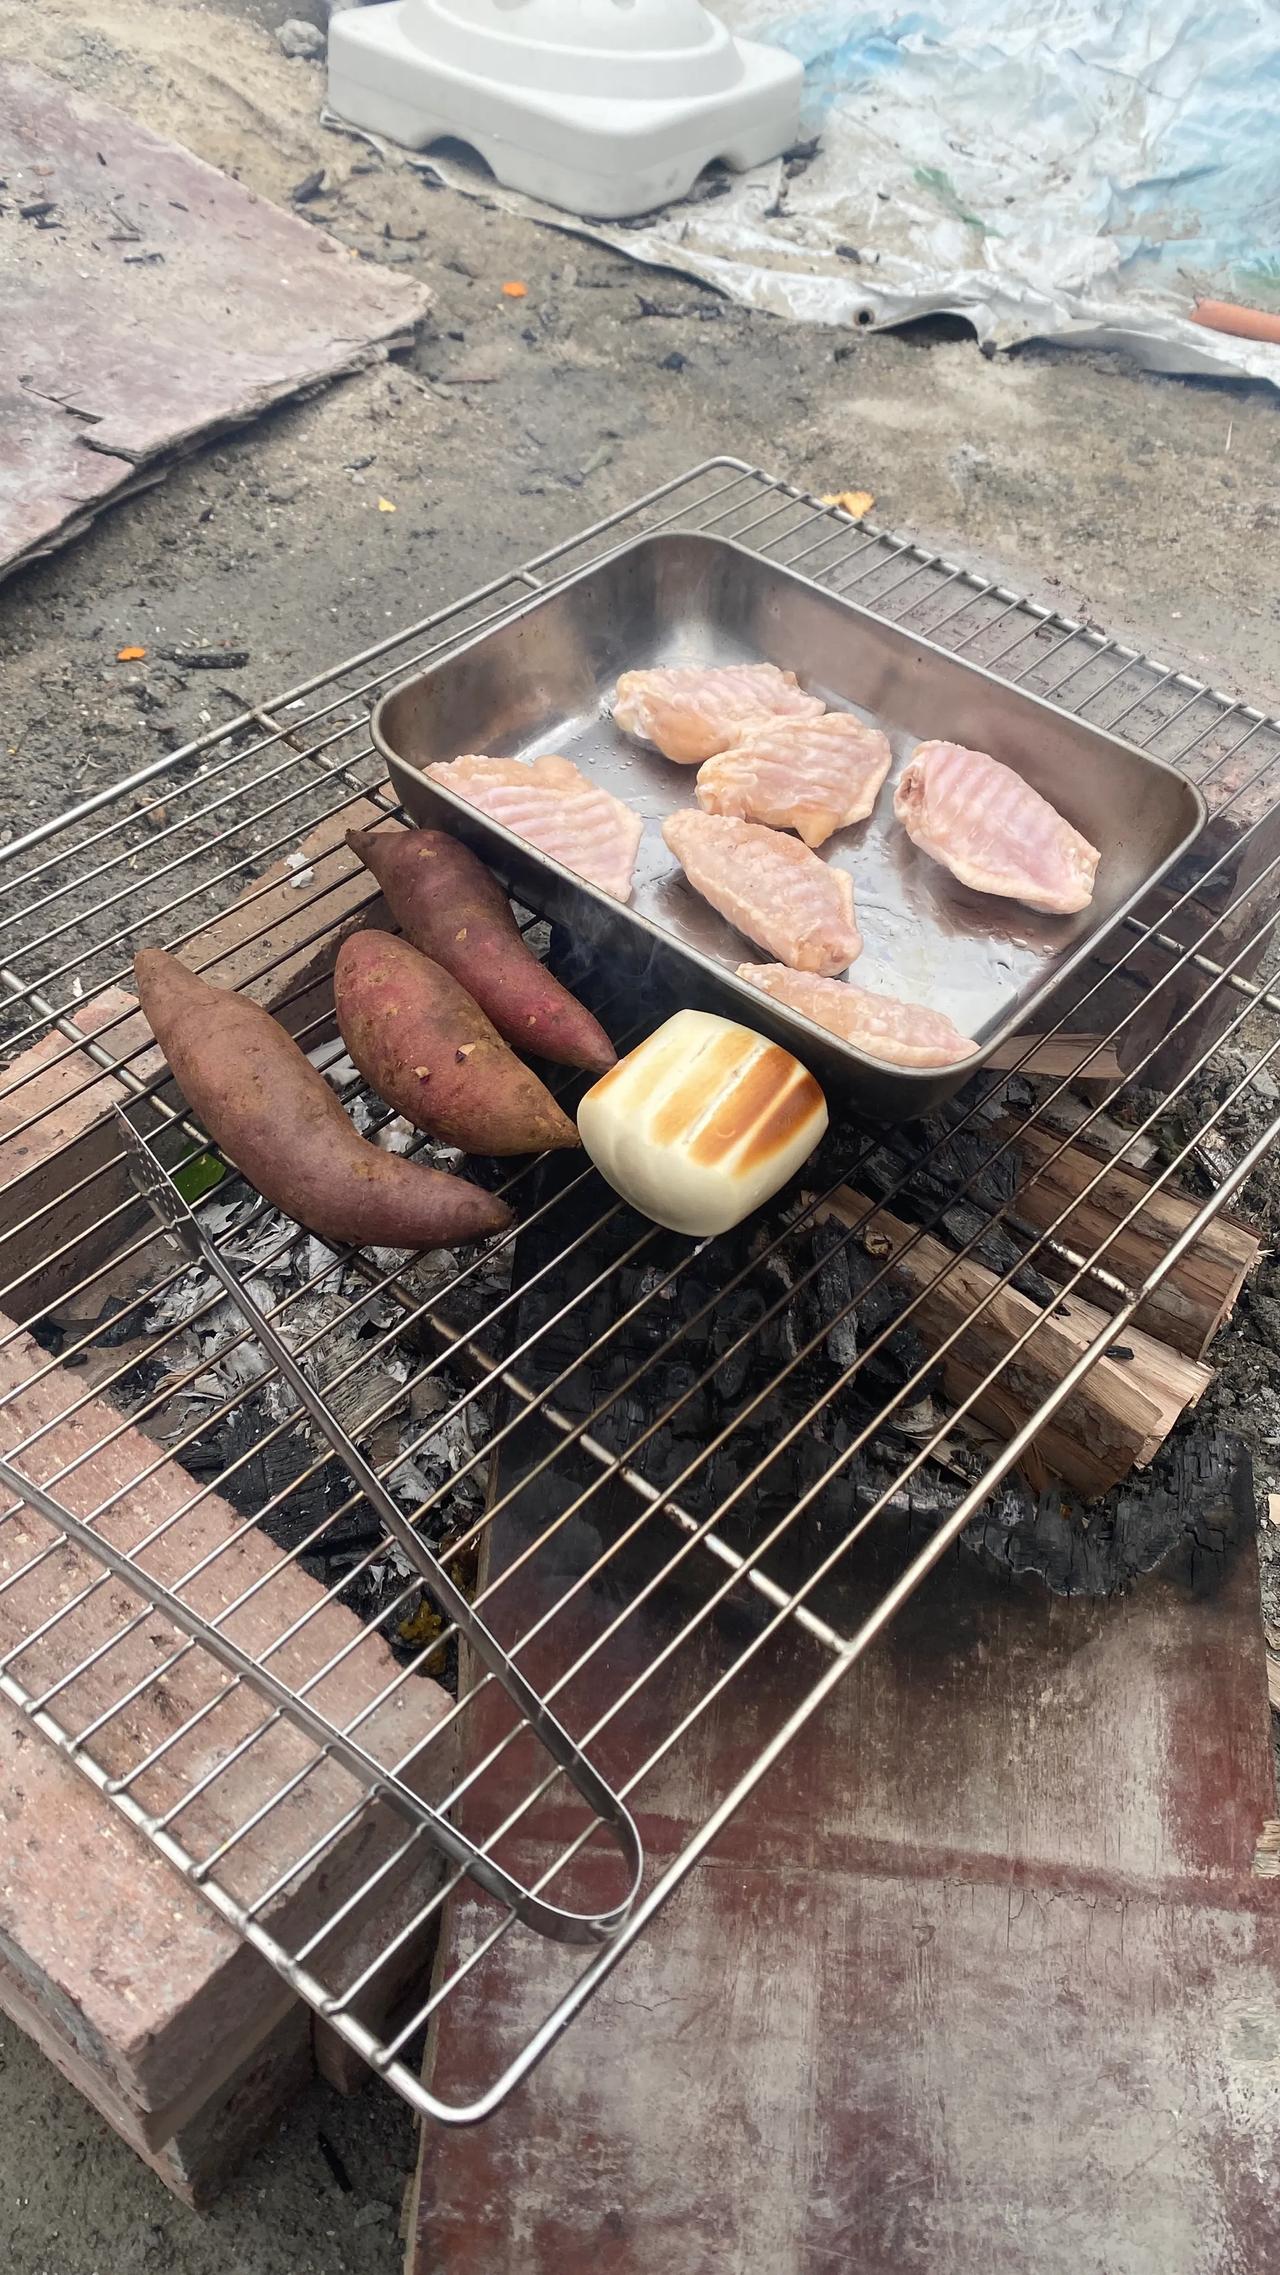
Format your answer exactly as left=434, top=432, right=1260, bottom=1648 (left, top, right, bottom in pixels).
left=961, top=1427, right=1253, bottom=1596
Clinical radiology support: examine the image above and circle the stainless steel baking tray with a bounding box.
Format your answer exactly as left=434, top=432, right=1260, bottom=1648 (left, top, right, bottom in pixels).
left=372, top=532, right=1206, bottom=1120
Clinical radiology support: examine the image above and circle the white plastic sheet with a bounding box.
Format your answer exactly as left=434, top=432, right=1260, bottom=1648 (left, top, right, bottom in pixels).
left=420, top=0, right=1280, bottom=384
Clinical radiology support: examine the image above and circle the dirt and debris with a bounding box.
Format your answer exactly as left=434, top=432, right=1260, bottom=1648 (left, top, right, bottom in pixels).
left=276, top=16, right=324, bottom=61
left=0, top=0, right=1277, bottom=2267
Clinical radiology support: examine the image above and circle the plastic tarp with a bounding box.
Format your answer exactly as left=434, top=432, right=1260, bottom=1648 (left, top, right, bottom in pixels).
left=413, top=0, right=1280, bottom=384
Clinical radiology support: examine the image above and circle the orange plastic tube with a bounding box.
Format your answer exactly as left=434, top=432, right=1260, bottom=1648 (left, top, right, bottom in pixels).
left=1190, top=298, right=1280, bottom=346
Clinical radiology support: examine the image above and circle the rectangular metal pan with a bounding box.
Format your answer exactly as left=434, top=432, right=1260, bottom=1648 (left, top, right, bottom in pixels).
left=372, top=531, right=1206, bottom=1120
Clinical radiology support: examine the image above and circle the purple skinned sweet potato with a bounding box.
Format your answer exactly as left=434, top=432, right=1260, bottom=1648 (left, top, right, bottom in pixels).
left=135, top=948, right=511, bottom=1251
left=346, top=826, right=616, bottom=1073
left=334, top=932, right=579, bottom=1156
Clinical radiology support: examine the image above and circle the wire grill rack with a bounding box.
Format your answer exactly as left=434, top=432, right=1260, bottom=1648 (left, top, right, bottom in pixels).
left=1, top=458, right=1278, bottom=2124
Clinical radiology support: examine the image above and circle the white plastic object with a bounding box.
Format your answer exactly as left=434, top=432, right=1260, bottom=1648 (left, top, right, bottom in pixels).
left=576, top=1008, right=828, bottom=1238
left=327, top=0, right=804, bottom=222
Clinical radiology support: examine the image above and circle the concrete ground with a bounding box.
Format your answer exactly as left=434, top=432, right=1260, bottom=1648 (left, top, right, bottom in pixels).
left=0, top=3, right=1277, bottom=2270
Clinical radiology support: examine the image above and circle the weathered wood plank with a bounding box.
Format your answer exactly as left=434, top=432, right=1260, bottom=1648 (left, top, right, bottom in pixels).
left=412, top=1418, right=1278, bottom=2275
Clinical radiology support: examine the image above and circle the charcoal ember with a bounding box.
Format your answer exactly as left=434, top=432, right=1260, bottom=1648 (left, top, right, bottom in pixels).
left=111, top=1354, right=172, bottom=1413
left=823, top=1304, right=860, bottom=1377
left=879, top=1324, right=939, bottom=1401
left=927, top=1110, right=1023, bottom=1214
left=802, top=1120, right=876, bottom=1196
left=709, top=1288, right=767, bottom=1402
left=548, top=924, right=664, bottom=1043
left=868, top=1450, right=971, bottom=1531
left=84, top=1293, right=150, bottom=1348
left=614, top=1259, right=688, bottom=1357
left=796, top=1217, right=861, bottom=1372
left=936, top=1199, right=1057, bottom=1311
left=709, top=1269, right=807, bottom=1384
left=494, top=1044, right=952, bottom=1574
left=860, top=1130, right=1057, bottom=1310
left=801, top=1224, right=934, bottom=1391
left=824, top=1398, right=914, bottom=1479
left=707, top=1381, right=902, bottom=1571
left=751, top=1259, right=802, bottom=1364
left=629, top=1356, right=704, bottom=1433
left=864, top=1114, right=1004, bottom=1221
left=961, top=1428, right=1253, bottom=1597
left=768, top=1225, right=848, bottom=1372
left=705, top=1432, right=811, bottom=1542
left=187, top=1405, right=369, bottom=1559
left=597, top=1389, right=657, bottom=1452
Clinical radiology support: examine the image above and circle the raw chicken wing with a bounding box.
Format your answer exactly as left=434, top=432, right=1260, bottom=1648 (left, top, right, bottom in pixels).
left=893, top=740, right=1099, bottom=915
left=426, top=753, right=643, bottom=902
left=696, top=712, right=892, bottom=848
left=737, top=965, right=977, bottom=1069
left=663, top=811, right=861, bottom=975
left=614, top=663, right=823, bottom=765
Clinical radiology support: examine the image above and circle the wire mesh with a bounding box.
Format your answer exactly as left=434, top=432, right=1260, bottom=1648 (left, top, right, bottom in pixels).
left=0, top=458, right=1277, bottom=2122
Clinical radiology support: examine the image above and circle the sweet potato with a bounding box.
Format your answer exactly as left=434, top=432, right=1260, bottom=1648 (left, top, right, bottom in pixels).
left=333, top=932, right=580, bottom=1156
left=346, top=826, right=615, bottom=1073
left=134, top=948, right=512, bottom=1250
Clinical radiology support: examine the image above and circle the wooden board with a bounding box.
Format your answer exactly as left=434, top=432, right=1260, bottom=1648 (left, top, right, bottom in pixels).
left=411, top=1422, right=1279, bottom=2273
left=0, top=65, right=428, bottom=579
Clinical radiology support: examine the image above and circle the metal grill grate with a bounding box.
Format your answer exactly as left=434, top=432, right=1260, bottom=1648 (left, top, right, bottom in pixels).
left=1, top=459, right=1278, bottom=2123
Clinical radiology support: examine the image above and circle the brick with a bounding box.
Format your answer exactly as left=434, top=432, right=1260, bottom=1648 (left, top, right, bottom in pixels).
left=0, top=1929, right=313, bottom=2208
left=0, top=789, right=392, bottom=1318
left=0, top=793, right=458, bottom=2167
left=0, top=1314, right=457, bottom=2122
left=0, top=986, right=156, bottom=1172
left=0, top=986, right=160, bottom=1320
left=171, top=787, right=393, bottom=1035
left=0, top=1704, right=271, bottom=2134
left=141, top=2003, right=316, bottom=2210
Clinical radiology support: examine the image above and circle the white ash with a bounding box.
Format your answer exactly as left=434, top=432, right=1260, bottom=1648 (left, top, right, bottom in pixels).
left=391, top=1371, right=491, bottom=1512
left=132, top=1169, right=504, bottom=1557
left=198, top=1196, right=251, bottom=1243
left=374, top=1114, right=419, bottom=1156
left=409, top=1373, right=450, bottom=1423
left=144, top=1265, right=223, bottom=1336
left=312, top=1040, right=358, bottom=1086
left=341, top=1082, right=458, bottom=1172
left=306, top=1234, right=343, bottom=1286
left=143, top=1262, right=279, bottom=1402
left=384, top=1456, right=440, bottom=1509
left=367, top=1543, right=423, bottom=1594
